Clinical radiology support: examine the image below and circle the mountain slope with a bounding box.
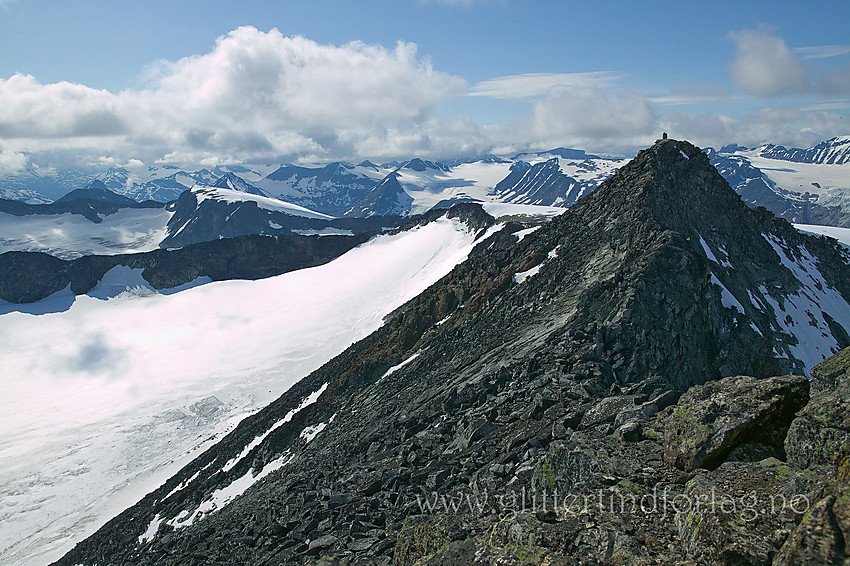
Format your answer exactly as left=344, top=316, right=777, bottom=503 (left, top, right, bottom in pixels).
left=212, top=171, right=269, bottom=197
left=715, top=137, right=850, bottom=227
left=0, top=206, right=496, bottom=566
left=261, top=162, right=383, bottom=216
left=54, top=180, right=138, bottom=205
left=493, top=158, right=594, bottom=206
left=54, top=139, right=850, bottom=565
left=758, top=135, right=850, bottom=165
left=161, top=182, right=407, bottom=249
left=709, top=147, right=850, bottom=227
left=344, top=172, right=414, bottom=217
left=0, top=232, right=373, bottom=304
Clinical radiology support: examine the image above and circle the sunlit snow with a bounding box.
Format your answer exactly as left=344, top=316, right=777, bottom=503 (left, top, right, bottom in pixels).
left=761, top=234, right=850, bottom=373
left=0, top=215, right=486, bottom=566
left=192, top=185, right=333, bottom=219
left=0, top=208, right=173, bottom=259
left=794, top=224, right=850, bottom=248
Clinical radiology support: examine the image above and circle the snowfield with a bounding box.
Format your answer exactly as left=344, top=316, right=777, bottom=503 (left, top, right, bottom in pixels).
left=192, top=185, right=334, bottom=219
left=743, top=151, right=850, bottom=210
left=794, top=223, right=850, bottom=248
left=0, top=208, right=173, bottom=259
left=0, top=215, right=493, bottom=566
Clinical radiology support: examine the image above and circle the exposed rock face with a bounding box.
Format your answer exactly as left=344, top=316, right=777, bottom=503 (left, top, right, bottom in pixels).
left=344, top=172, right=414, bottom=217
left=775, top=346, right=850, bottom=565
left=493, top=158, right=595, bottom=207
left=0, top=233, right=372, bottom=303
left=0, top=194, right=164, bottom=223
left=53, top=141, right=850, bottom=566
left=265, top=161, right=380, bottom=216
left=160, top=187, right=406, bottom=248
left=663, top=374, right=810, bottom=472
left=785, top=348, right=850, bottom=470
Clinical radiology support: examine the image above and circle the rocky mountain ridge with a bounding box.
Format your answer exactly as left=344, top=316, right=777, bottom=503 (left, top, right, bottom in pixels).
left=758, top=136, right=850, bottom=165
left=54, top=139, right=850, bottom=565
left=0, top=232, right=372, bottom=304
left=160, top=183, right=408, bottom=249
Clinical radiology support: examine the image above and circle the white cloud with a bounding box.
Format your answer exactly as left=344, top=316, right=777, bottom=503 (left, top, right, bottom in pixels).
left=0, top=27, right=467, bottom=166
left=140, top=28, right=463, bottom=135
left=727, top=29, right=807, bottom=97
left=524, top=86, right=657, bottom=147
left=0, top=25, right=845, bottom=169
left=795, top=45, right=850, bottom=60
left=801, top=100, right=850, bottom=111
left=727, top=30, right=850, bottom=98
left=0, top=144, right=27, bottom=174
left=0, top=74, right=126, bottom=138
left=469, top=72, right=623, bottom=99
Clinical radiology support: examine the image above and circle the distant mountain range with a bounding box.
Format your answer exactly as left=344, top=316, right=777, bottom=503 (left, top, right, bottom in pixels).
left=1, top=136, right=848, bottom=225
left=1, top=136, right=849, bottom=263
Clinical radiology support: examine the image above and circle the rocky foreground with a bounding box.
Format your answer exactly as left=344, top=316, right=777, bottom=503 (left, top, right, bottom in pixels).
left=54, top=140, right=850, bottom=565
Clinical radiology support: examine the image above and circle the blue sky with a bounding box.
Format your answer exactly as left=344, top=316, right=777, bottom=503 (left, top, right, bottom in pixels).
left=0, top=0, right=848, bottom=170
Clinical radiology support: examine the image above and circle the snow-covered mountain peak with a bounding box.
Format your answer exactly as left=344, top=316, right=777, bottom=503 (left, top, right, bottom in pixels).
left=211, top=171, right=268, bottom=197
left=190, top=184, right=333, bottom=219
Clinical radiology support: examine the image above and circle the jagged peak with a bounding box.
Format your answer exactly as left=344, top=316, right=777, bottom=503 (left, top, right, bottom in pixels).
left=578, top=137, right=750, bottom=234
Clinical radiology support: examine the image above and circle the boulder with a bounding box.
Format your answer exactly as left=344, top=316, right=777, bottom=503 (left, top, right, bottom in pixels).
left=774, top=488, right=850, bottom=565
left=664, top=374, right=809, bottom=471
left=580, top=395, right=639, bottom=429
left=786, top=346, right=850, bottom=468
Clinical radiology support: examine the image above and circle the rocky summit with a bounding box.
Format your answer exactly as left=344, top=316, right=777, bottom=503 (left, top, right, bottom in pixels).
left=55, top=139, right=850, bottom=565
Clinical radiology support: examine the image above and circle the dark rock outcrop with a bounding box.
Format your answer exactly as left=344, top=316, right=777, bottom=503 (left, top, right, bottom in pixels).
left=0, top=195, right=164, bottom=223
left=0, top=232, right=372, bottom=303
left=160, top=187, right=407, bottom=248
left=663, top=374, right=810, bottom=472
left=775, top=346, right=850, bottom=565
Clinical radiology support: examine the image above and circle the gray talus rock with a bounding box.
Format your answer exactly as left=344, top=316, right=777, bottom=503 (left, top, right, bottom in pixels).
left=786, top=346, right=850, bottom=469
left=663, top=374, right=809, bottom=471
left=774, top=489, right=850, bottom=566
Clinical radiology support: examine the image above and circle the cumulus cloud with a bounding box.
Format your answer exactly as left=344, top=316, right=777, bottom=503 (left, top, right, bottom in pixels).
left=0, top=27, right=467, bottom=165
left=0, top=144, right=27, bottom=174
left=727, top=29, right=807, bottom=97
left=0, top=74, right=126, bottom=138
left=1, top=25, right=845, bottom=168
left=727, top=29, right=850, bottom=98
left=141, top=28, right=463, bottom=134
